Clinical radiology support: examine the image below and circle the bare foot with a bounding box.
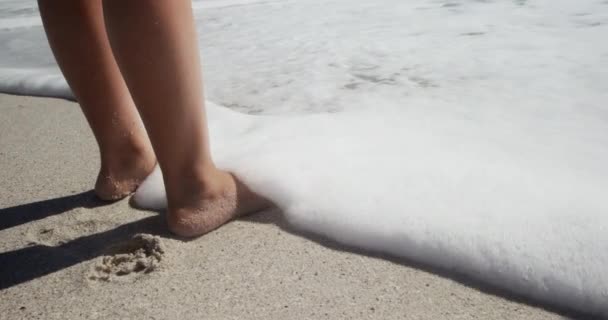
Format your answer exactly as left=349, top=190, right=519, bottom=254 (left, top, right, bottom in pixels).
left=94, top=145, right=156, bottom=201
left=166, top=170, right=271, bottom=237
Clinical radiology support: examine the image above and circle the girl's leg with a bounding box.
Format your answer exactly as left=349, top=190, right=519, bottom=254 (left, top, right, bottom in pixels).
left=102, top=0, right=268, bottom=237
left=38, top=0, right=156, bottom=200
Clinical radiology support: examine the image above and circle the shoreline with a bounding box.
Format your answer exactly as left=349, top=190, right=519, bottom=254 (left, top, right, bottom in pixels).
left=0, top=93, right=572, bottom=320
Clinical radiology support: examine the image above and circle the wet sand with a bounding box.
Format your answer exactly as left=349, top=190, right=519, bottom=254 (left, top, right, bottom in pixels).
left=0, top=93, right=573, bottom=319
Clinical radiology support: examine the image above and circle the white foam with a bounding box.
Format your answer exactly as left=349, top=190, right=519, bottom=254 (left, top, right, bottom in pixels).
left=134, top=101, right=608, bottom=316
left=0, top=68, right=70, bottom=99
left=1, top=0, right=607, bottom=316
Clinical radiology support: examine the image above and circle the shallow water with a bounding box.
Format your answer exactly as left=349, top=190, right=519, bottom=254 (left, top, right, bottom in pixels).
left=1, top=0, right=607, bottom=316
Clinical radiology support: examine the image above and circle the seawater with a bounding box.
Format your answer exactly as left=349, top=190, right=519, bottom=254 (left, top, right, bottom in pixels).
left=1, top=0, right=607, bottom=316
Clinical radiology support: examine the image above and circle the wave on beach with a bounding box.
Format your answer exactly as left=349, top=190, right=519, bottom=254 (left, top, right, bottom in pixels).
left=1, top=0, right=607, bottom=316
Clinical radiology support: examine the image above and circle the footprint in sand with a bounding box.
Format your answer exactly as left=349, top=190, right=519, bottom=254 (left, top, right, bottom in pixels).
left=88, top=234, right=165, bottom=283
left=26, top=218, right=114, bottom=247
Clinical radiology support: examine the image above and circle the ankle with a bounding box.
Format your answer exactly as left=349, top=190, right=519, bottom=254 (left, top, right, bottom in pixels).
left=164, top=167, right=230, bottom=204
left=94, top=141, right=156, bottom=201
left=99, top=139, right=155, bottom=171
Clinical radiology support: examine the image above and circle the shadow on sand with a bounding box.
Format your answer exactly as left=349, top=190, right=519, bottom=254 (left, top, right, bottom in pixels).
left=0, top=193, right=599, bottom=319
left=0, top=191, right=104, bottom=231
left=0, top=193, right=170, bottom=290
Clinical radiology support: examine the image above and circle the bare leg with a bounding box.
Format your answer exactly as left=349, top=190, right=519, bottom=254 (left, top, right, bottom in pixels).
left=38, top=0, right=156, bottom=200
left=102, top=0, right=268, bottom=237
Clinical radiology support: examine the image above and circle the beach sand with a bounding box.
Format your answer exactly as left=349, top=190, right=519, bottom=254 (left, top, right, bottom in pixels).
left=0, top=93, right=570, bottom=319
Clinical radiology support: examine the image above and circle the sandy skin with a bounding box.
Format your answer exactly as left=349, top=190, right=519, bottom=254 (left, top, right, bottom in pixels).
left=38, top=0, right=268, bottom=237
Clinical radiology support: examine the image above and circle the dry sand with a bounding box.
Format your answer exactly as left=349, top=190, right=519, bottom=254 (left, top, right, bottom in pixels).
left=0, top=93, right=578, bottom=319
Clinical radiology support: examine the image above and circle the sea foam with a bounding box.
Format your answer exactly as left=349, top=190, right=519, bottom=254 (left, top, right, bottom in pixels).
left=1, top=0, right=607, bottom=316
left=133, top=101, right=608, bottom=316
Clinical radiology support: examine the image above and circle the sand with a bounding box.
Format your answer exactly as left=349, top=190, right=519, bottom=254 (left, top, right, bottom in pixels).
left=0, top=93, right=580, bottom=319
